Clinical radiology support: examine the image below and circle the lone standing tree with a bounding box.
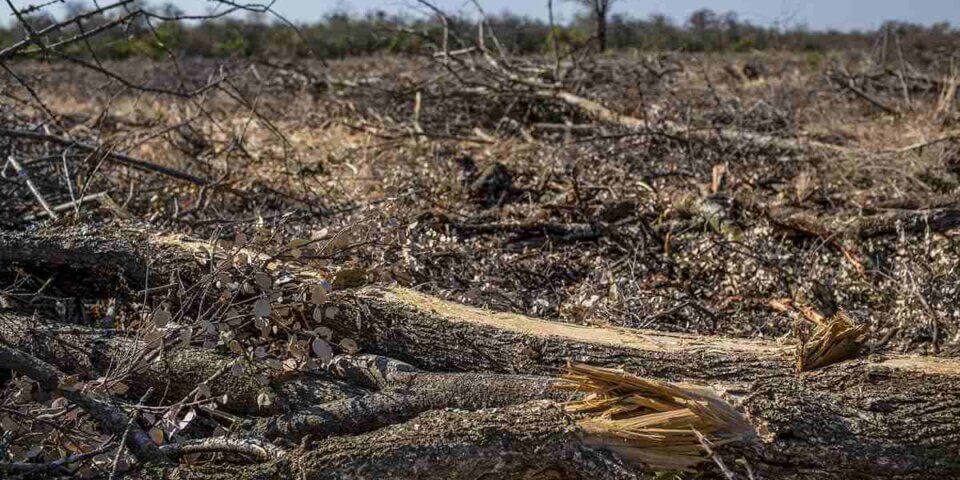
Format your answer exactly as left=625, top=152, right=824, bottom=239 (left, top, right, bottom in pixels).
left=573, top=0, right=616, bottom=52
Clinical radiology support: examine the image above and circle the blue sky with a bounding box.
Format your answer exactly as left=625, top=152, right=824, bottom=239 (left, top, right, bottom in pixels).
left=3, top=0, right=959, bottom=31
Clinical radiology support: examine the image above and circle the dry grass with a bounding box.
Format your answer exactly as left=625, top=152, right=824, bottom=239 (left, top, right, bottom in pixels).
left=554, top=363, right=754, bottom=472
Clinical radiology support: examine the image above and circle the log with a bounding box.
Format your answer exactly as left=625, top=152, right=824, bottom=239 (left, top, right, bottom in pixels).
left=853, top=208, right=960, bottom=238
left=291, top=401, right=638, bottom=480
left=539, top=89, right=851, bottom=153
left=321, top=286, right=960, bottom=479
left=257, top=354, right=564, bottom=441
left=164, top=402, right=638, bottom=480
left=0, top=225, right=183, bottom=292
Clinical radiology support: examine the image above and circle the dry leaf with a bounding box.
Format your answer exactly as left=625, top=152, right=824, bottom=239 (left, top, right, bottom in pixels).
left=148, top=427, right=164, bottom=445
left=339, top=338, right=359, bottom=354
left=309, top=285, right=328, bottom=305
left=1, top=415, right=19, bottom=433
left=256, top=391, right=273, bottom=409
left=316, top=326, right=333, bottom=340
left=196, top=382, right=211, bottom=398
left=253, top=297, right=271, bottom=319
left=153, top=308, right=172, bottom=328
left=254, top=272, right=272, bottom=290
left=311, top=338, right=333, bottom=362
left=200, top=320, right=217, bottom=335
left=265, top=358, right=283, bottom=370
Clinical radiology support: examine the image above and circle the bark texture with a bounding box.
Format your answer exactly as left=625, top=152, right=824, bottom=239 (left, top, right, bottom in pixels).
left=0, top=225, right=181, bottom=292
left=292, top=401, right=637, bottom=480
left=258, top=365, right=565, bottom=441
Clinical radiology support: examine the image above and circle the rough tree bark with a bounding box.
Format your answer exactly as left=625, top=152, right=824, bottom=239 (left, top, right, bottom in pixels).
left=0, top=342, right=170, bottom=466
left=290, top=401, right=637, bottom=480
left=256, top=355, right=566, bottom=441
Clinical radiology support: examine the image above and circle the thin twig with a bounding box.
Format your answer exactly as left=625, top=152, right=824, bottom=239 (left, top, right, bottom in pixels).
left=6, top=156, right=59, bottom=220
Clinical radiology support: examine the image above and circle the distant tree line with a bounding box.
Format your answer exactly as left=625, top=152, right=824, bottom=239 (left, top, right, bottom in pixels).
left=1, top=2, right=958, bottom=60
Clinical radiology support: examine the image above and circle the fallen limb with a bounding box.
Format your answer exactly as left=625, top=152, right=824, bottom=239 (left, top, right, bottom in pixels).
left=5, top=156, right=59, bottom=220
left=257, top=354, right=564, bottom=441
left=452, top=219, right=602, bottom=242
left=291, top=401, right=639, bottom=480
left=853, top=208, right=960, bottom=238
left=159, top=437, right=286, bottom=462
left=0, top=225, right=168, bottom=291
left=835, top=76, right=901, bottom=116
left=22, top=192, right=111, bottom=221
left=0, top=441, right=116, bottom=476
left=539, top=89, right=850, bottom=153
left=895, top=129, right=960, bottom=153
left=0, top=127, right=214, bottom=187
left=769, top=206, right=960, bottom=248
left=0, top=342, right=170, bottom=466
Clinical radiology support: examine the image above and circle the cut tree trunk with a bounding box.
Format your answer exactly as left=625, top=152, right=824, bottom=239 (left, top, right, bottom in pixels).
left=320, top=286, right=960, bottom=479
left=257, top=357, right=565, bottom=441
left=290, top=401, right=637, bottom=480
left=162, top=402, right=638, bottom=480
left=0, top=225, right=194, bottom=293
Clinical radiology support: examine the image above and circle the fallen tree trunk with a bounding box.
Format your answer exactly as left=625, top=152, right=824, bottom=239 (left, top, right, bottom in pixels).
left=853, top=208, right=960, bottom=238
left=540, top=90, right=852, bottom=153
left=0, top=225, right=197, bottom=293
left=257, top=354, right=564, bottom=441
left=0, top=225, right=156, bottom=292
left=321, top=286, right=960, bottom=479
left=164, top=402, right=638, bottom=480
left=291, top=401, right=638, bottom=480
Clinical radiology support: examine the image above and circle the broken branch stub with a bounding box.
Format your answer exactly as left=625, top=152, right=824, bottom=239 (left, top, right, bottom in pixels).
left=797, top=311, right=868, bottom=372
left=556, top=363, right=755, bottom=472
